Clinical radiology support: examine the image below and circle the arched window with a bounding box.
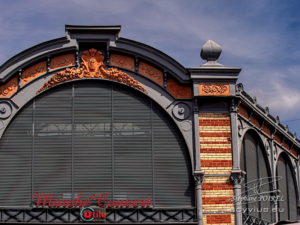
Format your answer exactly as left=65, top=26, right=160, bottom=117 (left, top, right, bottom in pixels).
left=241, top=131, right=273, bottom=222
left=0, top=81, right=194, bottom=208
left=276, top=154, right=298, bottom=221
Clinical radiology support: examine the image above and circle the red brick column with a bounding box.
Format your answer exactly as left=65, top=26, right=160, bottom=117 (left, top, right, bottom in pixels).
left=199, top=112, right=235, bottom=225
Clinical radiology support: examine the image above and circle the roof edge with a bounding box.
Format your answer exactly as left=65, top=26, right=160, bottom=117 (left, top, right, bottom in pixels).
left=237, top=85, right=300, bottom=148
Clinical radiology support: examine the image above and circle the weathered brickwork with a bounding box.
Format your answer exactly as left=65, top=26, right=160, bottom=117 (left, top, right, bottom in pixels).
left=204, top=214, right=234, bottom=225
left=199, top=113, right=235, bottom=225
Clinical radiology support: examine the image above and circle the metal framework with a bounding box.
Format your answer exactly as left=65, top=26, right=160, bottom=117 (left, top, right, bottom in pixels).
left=242, top=214, right=270, bottom=225
left=0, top=208, right=196, bottom=223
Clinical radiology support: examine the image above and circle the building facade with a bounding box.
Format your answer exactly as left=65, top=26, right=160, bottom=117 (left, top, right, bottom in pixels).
left=0, top=25, right=299, bottom=225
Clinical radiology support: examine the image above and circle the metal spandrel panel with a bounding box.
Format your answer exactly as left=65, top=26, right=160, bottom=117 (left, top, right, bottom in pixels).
left=73, top=83, right=112, bottom=200
left=0, top=103, right=33, bottom=206
left=33, top=86, right=72, bottom=199
left=152, top=105, right=194, bottom=207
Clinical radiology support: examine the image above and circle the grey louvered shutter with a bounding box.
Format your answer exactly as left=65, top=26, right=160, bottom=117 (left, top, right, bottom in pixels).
left=33, top=86, right=72, bottom=199
left=0, top=104, right=33, bottom=206
left=244, top=135, right=259, bottom=218
left=152, top=104, right=194, bottom=208
left=277, top=154, right=298, bottom=221
left=257, top=143, right=272, bottom=222
left=73, top=83, right=112, bottom=200
left=0, top=81, right=194, bottom=208
left=287, top=161, right=297, bottom=220
left=113, top=86, right=153, bottom=201
left=277, top=156, right=288, bottom=221
left=241, top=133, right=273, bottom=221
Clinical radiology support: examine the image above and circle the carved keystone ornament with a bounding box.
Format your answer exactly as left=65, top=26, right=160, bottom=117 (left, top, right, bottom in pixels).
left=38, top=49, right=147, bottom=93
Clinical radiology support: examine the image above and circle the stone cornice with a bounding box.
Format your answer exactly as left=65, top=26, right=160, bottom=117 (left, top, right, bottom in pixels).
left=187, top=67, right=241, bottom=83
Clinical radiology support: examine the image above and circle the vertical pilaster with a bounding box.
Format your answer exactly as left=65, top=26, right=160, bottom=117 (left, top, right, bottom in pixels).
left=188, top=39, right=241, bottom=225
left=270, top=137, right=279, bottom=222
left=230, top=98, right=243, bottom=225
left=193, top=98, right=204, bottom=225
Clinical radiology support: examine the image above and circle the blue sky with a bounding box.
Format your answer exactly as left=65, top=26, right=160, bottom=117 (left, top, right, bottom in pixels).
left=0, top=0, right=299, bottom=136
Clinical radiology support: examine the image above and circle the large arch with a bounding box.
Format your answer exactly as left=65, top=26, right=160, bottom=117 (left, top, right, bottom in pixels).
left=0, top=28, right=195, bottom=171
left=0, top=80, right=195, bottom=208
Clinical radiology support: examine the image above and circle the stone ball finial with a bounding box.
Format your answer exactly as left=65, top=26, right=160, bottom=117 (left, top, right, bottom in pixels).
left=200, top=40, right=222, bottom=62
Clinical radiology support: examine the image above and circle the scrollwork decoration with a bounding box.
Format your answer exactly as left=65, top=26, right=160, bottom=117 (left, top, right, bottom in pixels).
left=38, top=49, right=146, bottom=93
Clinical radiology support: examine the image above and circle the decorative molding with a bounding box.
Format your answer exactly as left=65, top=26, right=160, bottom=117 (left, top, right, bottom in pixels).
left=38, top=49, right=146, bottom=93
left=50, top=53, right=76, bottom=70
left=0, top=76, right=19, bottom=98
left=230, top=98, right=240, bottom=113
left=172, top=103, right=191, bottom=120
left=21, top=61, right=47, bottom=86
left=0, top=102, right=12, bottom=119
left=194, top=170, right=205, bottom=185
left=110, top=54, right=134, bottom=71
left=199, top=83, right=230, bottom=96
left=138, top=62, right=163, bottom=86
left=167, top=78, right=192, bottom=99
left=230, top=170, right=245, bottom=186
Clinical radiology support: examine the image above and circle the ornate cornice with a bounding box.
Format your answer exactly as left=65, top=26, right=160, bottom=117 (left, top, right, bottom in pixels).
left=38, top=49, right=147, bottom=94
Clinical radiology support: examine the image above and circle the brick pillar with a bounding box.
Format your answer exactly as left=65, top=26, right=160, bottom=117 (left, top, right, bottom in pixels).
left=188, top=40, right=241, bottom=224
left=199, top=112, right=235, bottom=225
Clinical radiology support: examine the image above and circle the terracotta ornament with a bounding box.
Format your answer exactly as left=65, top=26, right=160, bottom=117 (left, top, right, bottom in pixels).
left=38, top=49, right=146, bottom=93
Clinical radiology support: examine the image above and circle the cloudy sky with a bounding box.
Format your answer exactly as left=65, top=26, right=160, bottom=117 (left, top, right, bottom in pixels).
left=0, top=0, right=299, bottom=135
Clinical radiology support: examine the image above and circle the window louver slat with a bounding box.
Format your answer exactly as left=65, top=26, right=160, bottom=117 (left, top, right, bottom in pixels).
left=0, top=104, right=33, bottom=206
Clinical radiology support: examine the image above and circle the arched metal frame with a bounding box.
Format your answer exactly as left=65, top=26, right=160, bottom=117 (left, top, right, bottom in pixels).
left=275, top=152, right=298, bottom=221
left=0, top=28, right=199, bottom=223
left=0, top=67, right=195, bottom=172
left=240, top=130, right=274, bottom=222
left=238, top=117, right=300, bottom=223
left=0, top=80, right=195, bottom=207
left=238, top=126, right=272, bottom=173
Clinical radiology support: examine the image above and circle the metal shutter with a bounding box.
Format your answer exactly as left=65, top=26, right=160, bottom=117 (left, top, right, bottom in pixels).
left=33, top=86, right=72, bottom=199
left=0, top=103, right=33, bottom=206
left=73, top=83, right=113, bottom=200
left=152, top=104, right=194, bottom=208
left=0, top=81, right=194, bottom=208
left=257, top=143, right=272, bottom=221
left=277, top=156, right=288, bottom=221
left=277, top=154, right=298, bottom=221
left=286, top=161, right=297, bottom=220
left=242, top=133, right=273, bottom=221
left=244, top=134, right=260, bottom=218
left=113, top=86, right=153, bottom=201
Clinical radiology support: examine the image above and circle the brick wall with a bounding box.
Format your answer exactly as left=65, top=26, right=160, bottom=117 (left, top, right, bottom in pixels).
left=199, top=113, right=235, bottom=225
